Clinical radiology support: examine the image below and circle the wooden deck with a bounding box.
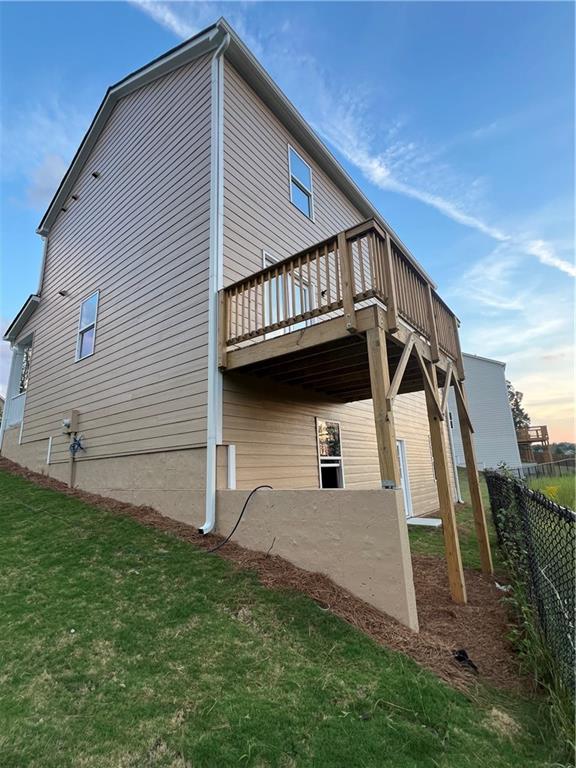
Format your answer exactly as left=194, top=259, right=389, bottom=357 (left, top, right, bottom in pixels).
left=223, top=305, right=451, bottom=402
left=219, top=219, right=464, bottom=397
left=217, top=220, right=493, bottom=607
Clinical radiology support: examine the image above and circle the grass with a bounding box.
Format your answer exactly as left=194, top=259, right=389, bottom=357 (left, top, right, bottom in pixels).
left=0, top=469, right=567, bottom=768
left=408, top=469, right=503, bottom=572
left=527, top=474, right=575, bottom=510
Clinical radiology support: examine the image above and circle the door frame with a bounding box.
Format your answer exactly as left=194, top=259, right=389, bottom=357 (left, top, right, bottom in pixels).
left=316, top=417, right=345, bottom=488
left=396, top=438, right=413, bottom=517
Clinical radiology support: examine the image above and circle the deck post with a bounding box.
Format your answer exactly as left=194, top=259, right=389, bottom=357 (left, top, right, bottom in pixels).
left=452, top=315, right=465, bottom=380
left=383, top=234, right=399, bottom=333
left=424, top=362, right=467, bottom=604
left=338, top=231, right=357, bottom=332
left=366, top=313, right=401, bottom=489
left=425, top=285, right=440, bottom=363
left=455, top=381, right=494, bottom=575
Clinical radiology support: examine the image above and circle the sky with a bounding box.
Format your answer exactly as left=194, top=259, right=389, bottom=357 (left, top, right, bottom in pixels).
left=0, top=1, right=574, bottom=441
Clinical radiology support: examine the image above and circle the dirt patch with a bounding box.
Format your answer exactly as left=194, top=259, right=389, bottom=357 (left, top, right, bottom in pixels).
left=485, top=707, right=522, bottom=738
left=0, top=456, right=524, bottom=694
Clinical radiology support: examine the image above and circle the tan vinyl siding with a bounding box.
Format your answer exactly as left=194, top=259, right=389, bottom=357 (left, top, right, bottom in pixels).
left=220, top=59, right=455, bottom=514
left=222, top=376, right=454, bottom=517
left=222, top=60, right=364, bottom=285
left=18, top=55, right=213, bottom=461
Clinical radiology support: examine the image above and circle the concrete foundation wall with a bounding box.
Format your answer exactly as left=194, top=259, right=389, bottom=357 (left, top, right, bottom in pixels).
left=3, top=428, right=418, bottom=630
left=216, top=488, right=418, bottom=631
left=1, top=426, right=206, bottom=525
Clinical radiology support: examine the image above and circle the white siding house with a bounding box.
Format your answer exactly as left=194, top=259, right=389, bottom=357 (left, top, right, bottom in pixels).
left=448, top=353, right=521, bottom=470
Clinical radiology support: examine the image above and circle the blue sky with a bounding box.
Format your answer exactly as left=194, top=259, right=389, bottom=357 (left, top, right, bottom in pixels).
left=1, top=1, right=574, bottom=440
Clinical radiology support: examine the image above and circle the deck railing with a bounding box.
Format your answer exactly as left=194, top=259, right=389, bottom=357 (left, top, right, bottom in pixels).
left=220, top=220, right=462, bottom=366
left=517, top=426, right=550, bottom=443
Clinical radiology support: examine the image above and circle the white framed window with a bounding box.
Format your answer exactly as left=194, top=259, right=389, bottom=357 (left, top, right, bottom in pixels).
left=288, top=146, right=314, bottom=219
left=316, top=418, right=344, bottom=488
left=76, top=290, right=99, bottom=361
left=263, top=250, right=310, bottom=336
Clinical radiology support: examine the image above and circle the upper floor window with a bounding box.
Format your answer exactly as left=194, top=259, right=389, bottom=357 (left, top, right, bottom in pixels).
left=76, top=291, right=99, bottom=361
left=288, top=147, right=313, bottom=219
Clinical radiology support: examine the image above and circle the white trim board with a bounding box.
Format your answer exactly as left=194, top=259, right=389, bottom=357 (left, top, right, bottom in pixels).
left=407, top=517, right=442, bottom=528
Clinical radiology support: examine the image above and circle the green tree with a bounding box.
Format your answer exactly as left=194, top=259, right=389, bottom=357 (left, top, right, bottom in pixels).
left=506, top=379, right=530, bottom=430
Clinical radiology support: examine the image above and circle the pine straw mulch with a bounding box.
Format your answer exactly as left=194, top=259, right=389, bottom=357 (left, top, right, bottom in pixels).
left=0, top=456, right=525, bottom=695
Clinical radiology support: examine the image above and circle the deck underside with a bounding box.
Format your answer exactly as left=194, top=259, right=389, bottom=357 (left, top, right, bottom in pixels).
left=222, top=306, right=450, bottom=403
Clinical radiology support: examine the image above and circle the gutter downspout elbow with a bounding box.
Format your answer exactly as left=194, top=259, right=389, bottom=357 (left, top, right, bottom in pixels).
left=200, top=30, right=230, bottom=535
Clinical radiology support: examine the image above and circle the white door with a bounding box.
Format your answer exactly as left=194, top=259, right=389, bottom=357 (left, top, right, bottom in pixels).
left=396, top=439, right=413, bottom=518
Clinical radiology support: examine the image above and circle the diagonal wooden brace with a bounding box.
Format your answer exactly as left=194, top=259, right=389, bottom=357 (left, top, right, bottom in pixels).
left=385, top=333, right=416, bottom=411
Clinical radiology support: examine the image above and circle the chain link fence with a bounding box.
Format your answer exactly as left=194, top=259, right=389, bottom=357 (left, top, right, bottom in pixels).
left=484, top=470, right=575, bottom=692
left=506, top=458, right=575, bottom=481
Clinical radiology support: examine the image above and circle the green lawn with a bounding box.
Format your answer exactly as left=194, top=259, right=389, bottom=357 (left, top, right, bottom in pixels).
left=528, top=474, right=575, bottom=510
left=0, top=469, right=565, bottom=767
left=408, top=469, right=503, bottom=572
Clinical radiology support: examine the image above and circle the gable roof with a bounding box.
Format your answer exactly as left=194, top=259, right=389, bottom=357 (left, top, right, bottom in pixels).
left=37, top=17, right=435, bottom=286
left=463, top=352, right=506, bottom=368
left=37, top=22, right=222, bottom=237
left=3, top=295, right=40, bottom=343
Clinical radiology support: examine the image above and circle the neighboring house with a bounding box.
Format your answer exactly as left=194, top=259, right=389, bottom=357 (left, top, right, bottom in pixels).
left=0, top=19, right=491, bottom=628
left=448, top=353, right=522, bottom=470
left=516, top=425, right=553, bottom=464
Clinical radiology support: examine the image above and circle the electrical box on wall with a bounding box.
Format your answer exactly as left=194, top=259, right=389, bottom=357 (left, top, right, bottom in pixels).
left=62, top=409, right=79, bottom=435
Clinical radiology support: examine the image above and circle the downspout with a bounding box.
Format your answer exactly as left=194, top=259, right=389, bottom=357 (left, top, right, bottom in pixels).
left=36, top=236, right=49, bottom=294
left=201, top=30, right=230, bottom=534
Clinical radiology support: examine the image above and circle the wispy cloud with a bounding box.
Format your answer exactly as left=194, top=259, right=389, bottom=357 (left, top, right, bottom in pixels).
left=315, top=96, right=576, bottom=277
left=130, top=2, right=575, bottom=279
left=1, top=96, right=89, bottom=209
left=128, top=0, right=198, bottom=38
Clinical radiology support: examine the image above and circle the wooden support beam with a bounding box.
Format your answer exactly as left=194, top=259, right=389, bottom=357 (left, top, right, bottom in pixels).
left=440, top=361, right=453, bottom=415
left=386, top=333, right=415, bottom=410
left=425, top=362, right=467, bottom=604
left=452, top=377, right=474, bottom=433
left=338, top=231, right=357, bottom=332
left=226, top=307, right=376, bottom=370
left=413, top=346, right=444, bottom=420
left=425, top=285, right=440, bottom=363
left=455, top=383, right=494, bottom=575
left=366, top=322, right=401, bottom=489
left=382, top=234, right=399, bottom=333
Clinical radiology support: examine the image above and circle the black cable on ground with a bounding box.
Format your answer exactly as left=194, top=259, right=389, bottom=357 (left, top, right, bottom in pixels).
left=206, top=485, right=272, bottom=553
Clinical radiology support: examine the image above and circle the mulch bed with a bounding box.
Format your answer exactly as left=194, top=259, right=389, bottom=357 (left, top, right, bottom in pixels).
left=0, top=456, right=525, bottom=694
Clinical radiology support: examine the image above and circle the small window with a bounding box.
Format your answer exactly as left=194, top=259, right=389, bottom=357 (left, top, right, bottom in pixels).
left=288, top=147, right=313, bottom=218
left=317, top=419, right=344, bottom=488
left=76, top=291, right=99, bottom=361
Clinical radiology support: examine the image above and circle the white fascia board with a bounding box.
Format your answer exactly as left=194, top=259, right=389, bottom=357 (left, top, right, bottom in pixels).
left=3, top=295, right=41, bottom=343
left=462, top=352, right=506, bottom=368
